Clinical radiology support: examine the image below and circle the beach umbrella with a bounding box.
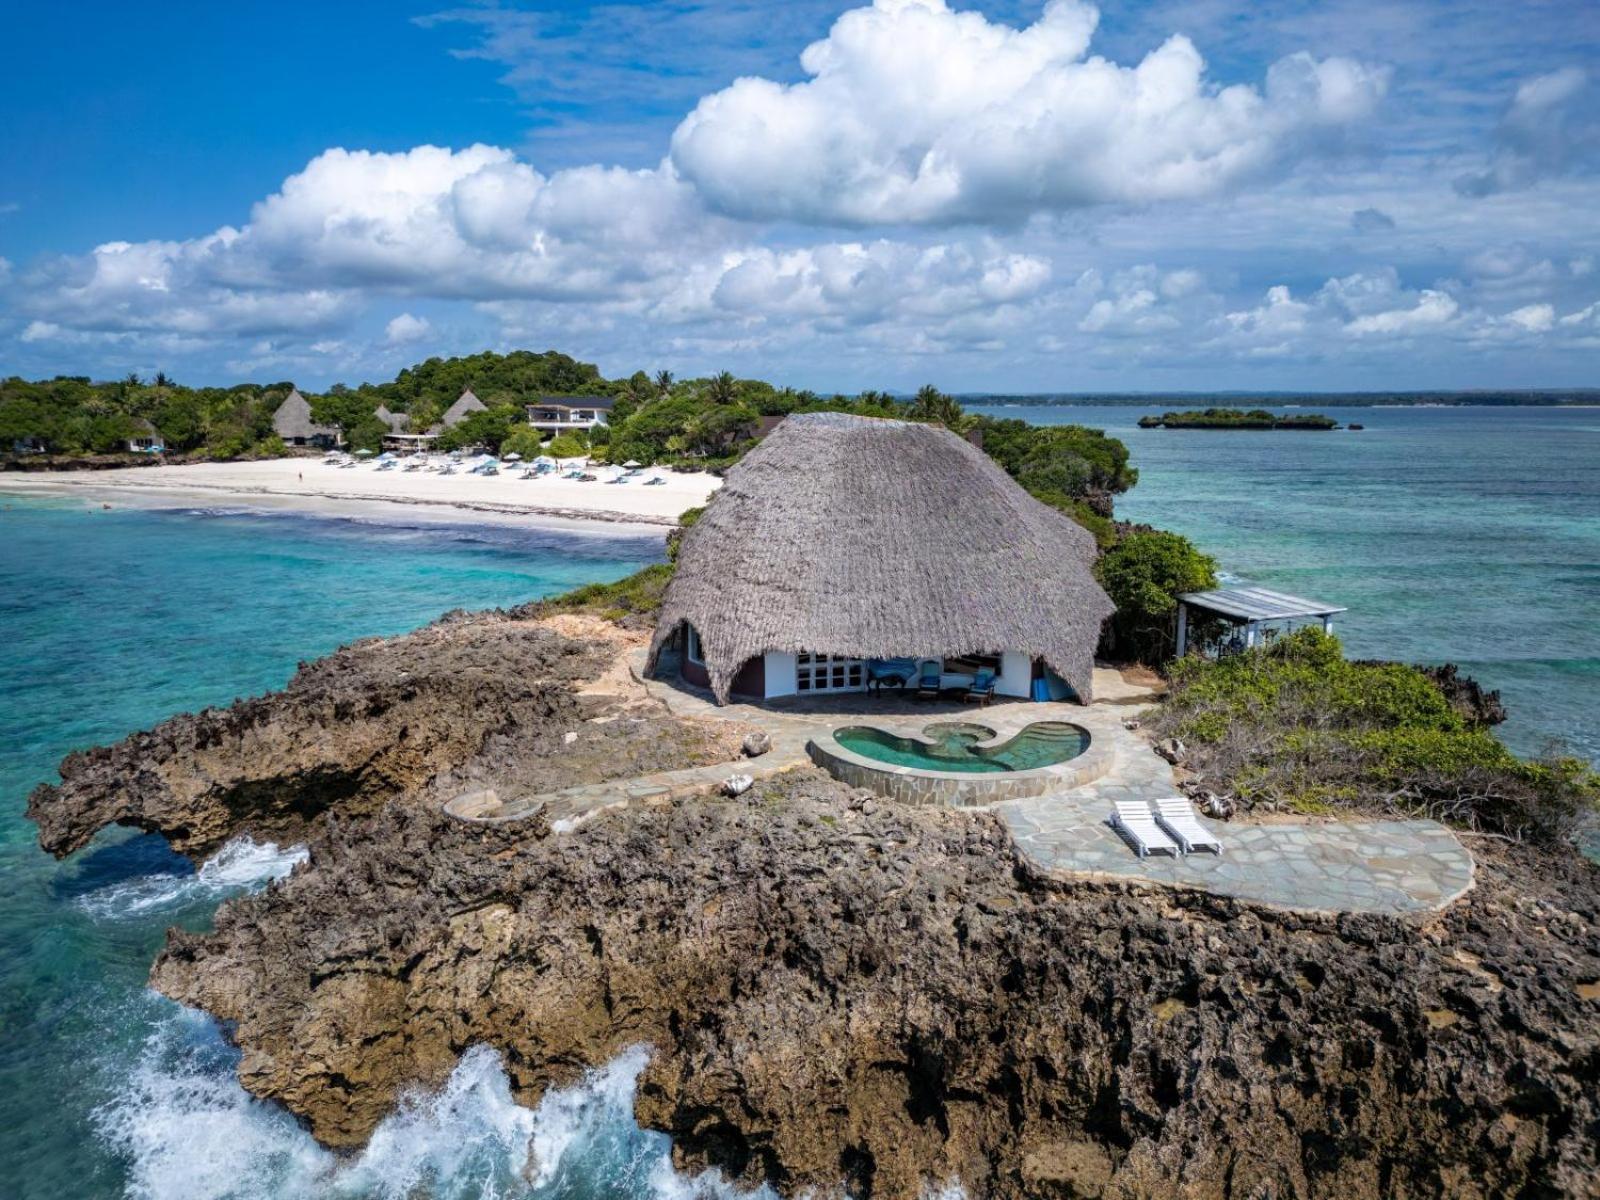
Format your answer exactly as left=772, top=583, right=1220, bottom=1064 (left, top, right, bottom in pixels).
left=534, top=456, right=555, bottom=466
left=503, top=452, right=522, bottom=461
left=622, top=460, right=642, bottom=468
left=356, top=449, right=374, bottom=457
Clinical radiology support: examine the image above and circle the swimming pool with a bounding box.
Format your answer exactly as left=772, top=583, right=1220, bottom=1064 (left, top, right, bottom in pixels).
left=833, top=721, right=1090, bottom=773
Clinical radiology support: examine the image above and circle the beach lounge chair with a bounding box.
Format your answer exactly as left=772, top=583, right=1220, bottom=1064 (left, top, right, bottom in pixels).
left=1152, top=798, right=1222, bottom=854
left=915, top=662, right=942, bottom=700
left=965, top=668, right=997, bottom=706
left=644, top=476, right=666, bottom=486
left=1109, top=801, right=1180, bottom=858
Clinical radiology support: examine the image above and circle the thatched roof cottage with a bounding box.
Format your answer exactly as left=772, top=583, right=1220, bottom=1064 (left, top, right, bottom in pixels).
left=431, top=388, right=487, bottom=433
left=649, top=411, right=1114, bottom=704
left=126, top=418, right=164, bottom=454
left=373, top=404, right=409, bottom=435
left=271, top=389, right=339, bottom=448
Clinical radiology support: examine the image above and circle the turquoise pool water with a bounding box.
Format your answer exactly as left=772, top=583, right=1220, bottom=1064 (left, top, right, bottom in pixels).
left=835, top=721, right=1090, bottom=773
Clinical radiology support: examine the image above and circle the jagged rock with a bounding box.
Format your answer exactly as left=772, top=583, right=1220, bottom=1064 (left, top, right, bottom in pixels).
left=26, top=613, right=749, bottom=859
left=1421, top=663, right=1510, bottom=726
left=142, top=781, right=1599, bottom=1200
left=1154, top=737, right=1185, bottom=764
left=741, top=730, right=772, bottom=757
left=722, top=773, right=754, bottom=796
left=27, top=616, right=1600, bottom=1200
left=1189, top=788, right=1236, bottom=819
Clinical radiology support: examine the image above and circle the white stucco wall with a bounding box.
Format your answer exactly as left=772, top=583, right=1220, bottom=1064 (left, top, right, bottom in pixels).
left=764, top=650, right=798, bottom=698
left=996, top=651, right=1033, bottom=698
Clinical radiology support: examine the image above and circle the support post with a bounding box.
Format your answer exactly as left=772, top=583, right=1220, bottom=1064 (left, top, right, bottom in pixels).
left=1245, top=622, right=1258, bottom=649
left=1322, top=615, right=1333, bottom=635
left=1175, top=602, right=1189, bottom=658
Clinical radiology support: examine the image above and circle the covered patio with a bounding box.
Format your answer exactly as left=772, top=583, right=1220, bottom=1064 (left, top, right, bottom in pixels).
left=1176, top=586, right=1347, bottom=657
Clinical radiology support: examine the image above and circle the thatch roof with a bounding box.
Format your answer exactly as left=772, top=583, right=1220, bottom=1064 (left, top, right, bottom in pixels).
left=373, top=404, right=409, bottom=434
left=649, top=411, right=1114, bottom=703
left=439, top=389, right=487, bottom=428
left=271, top=389, right=338, bottom=441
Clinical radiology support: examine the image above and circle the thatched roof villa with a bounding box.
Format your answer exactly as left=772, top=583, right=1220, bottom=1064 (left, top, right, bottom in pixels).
left=649, top=411, right=1114, bottom=704
left=271, top=389, right=340, bottom=448
left=431, top=388, right=487, bottom=433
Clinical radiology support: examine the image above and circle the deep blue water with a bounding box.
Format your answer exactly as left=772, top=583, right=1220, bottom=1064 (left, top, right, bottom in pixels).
left=970, top=403, right=1600, bottom=766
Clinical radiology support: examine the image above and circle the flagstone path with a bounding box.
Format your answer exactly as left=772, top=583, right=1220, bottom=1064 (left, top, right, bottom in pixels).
left=451, top=649, right=1475, bottom=916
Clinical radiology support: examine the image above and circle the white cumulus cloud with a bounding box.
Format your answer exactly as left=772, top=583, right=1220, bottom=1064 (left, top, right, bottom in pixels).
left=669, top=0, right=1386, bottom=225
left=385, top=312, right=432, bottom=344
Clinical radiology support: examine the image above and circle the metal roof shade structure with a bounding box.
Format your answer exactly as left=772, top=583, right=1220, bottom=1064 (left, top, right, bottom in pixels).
left=1175, top=587, right=1347, bottom=657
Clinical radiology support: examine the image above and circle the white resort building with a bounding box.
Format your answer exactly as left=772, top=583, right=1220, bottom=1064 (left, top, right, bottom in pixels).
left=126, top=419, right=165, bottom=454
left=649, top=411, right=1114, bottom=705
left=524, top=396, right=614, bottom=435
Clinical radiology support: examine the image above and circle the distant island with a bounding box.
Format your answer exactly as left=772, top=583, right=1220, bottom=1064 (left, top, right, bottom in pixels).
left=959, top=389, right=1600, bottom=408
left=1139, top=407, right=1339, bottom=430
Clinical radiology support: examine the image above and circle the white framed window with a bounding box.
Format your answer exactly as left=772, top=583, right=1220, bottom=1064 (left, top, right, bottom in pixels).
left=685, top=625, right=705, bottom=665
left=795, top=651, right=864, bottom=693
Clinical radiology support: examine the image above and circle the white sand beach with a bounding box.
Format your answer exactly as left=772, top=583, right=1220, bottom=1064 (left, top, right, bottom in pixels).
left=0, top=457, right=721, bottom=532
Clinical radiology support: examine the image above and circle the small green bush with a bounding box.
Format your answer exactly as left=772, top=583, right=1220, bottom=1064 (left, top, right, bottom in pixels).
left=540, top=563, right=674, bottom=622
left=544, top=432, right=589, bottom=458
left=1095, top=530, right=1218, bottom=663
left=1154, top=628, right=1599, bottom=842
left=500, top=427, right=546, bottom=460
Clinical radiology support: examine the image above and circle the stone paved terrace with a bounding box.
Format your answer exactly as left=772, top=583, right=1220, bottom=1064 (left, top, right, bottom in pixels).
left=633, top=654, right=1475, bottom=915
left=1001, top=793, right=1475, bottom=915
left=453, top=648, right=1476, bottom=916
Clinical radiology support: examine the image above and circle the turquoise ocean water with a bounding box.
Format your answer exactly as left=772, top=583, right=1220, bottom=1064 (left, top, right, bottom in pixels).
left=0, top=497, right=721, bottom=1200
left=970, top=403, right=1600, bottom=765
left=1, top=405, right=1596, bottom=1197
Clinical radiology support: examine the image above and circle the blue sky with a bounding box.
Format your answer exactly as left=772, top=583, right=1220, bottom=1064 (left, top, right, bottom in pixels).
left=1, top=0, right=1596, bottom=391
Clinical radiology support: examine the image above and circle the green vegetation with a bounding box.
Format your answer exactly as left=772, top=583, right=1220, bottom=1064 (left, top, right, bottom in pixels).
left=534, top=507, right=704, bottom=624
left=544, top=432, right=590, bottom=458
left=0, top=374, right=290, bottom=458
left=1138, top=407, right=1339, bottom=430
left=499, top=427, right=548, bottom=461
left=1154, top=628, right=1599, bottom=843
left=355, top=350, right=609, bottom=435
left=1095, top=531, right=1219, bottom=662
left=536, top=563, right=676, bottom=624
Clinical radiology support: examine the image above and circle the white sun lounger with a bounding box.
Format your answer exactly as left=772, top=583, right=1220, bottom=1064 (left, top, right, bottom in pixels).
left=1153, top=798, right=1222, bottom=854
left=1110, top=801, right=1180, bottom=858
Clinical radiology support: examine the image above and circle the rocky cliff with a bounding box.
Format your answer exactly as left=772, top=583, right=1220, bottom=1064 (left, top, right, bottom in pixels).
left=28, top=611, right=746, bottom=858
left=29, top=617, right=1600, bottom=1199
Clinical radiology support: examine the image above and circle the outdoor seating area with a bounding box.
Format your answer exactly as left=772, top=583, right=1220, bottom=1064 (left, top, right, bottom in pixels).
left=634, top=648, right=1477, bottom=916
left=1109, top=798, right=1223, bottom=857
left=317, top=447, right=667, bottom=486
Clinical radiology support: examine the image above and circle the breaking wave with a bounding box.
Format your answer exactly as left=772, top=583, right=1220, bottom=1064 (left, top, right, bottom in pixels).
left=75, top=837, right=307, bottom=920
left=96, top=1005, right=777, bottom=1200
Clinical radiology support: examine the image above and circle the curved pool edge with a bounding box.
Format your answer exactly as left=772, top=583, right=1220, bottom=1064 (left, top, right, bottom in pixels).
left=808, top=724, right=1112, bottom=808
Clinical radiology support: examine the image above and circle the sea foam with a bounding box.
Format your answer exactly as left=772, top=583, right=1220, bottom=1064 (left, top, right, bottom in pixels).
left=98, top=1005, right=776, bottom=1200
left=76, top=837, right=307, bottom=920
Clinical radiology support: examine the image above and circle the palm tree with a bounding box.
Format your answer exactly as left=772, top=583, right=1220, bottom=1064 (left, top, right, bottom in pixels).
left=908, top=384, right=966, bottom=430
left=707, top=371, right=737, bottom=406
left=654, top=370, right=674, bottom=396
